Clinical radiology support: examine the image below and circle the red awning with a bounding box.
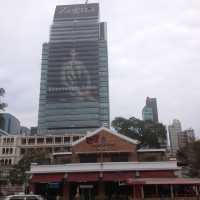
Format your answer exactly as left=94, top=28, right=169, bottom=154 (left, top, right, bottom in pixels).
left=133, top=178, right=200, bottom=185
left=31, top=174, right=64, bottom=183
left=102, top=172, right=133, bottom=181
left=126, top=178, right=145, bottom=185
left=68, top=173, right=99, bottom=182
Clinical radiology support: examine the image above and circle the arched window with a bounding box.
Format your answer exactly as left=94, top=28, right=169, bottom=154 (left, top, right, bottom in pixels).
left=0, top=159, right=3, bottom=166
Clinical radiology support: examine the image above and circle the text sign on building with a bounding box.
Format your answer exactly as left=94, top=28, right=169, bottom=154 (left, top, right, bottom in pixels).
left=54, top=4, right=99, bottom=18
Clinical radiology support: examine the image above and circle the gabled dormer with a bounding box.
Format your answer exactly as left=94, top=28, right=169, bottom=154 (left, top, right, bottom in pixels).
left=71, top=127, right=139, bottom=163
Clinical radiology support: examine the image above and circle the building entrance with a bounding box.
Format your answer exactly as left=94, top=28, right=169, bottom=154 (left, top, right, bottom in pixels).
left=79, top=185, right=94, bottom=200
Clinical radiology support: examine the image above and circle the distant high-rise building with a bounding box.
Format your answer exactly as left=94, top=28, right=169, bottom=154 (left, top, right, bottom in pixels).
left=142, top=106, right=153, bottom=121
left=0, top=113, right=21, bottom=135
left=38, top=3, right=109, bottom=134
left=178, top=128, right=195, bottom=148
left=168, top=119, right=182, bottom=155
left=30, top=127, right=38, bottom=135
left=20, top=126, right=30, bottom=136
left=142, top=97, right=158, bottom=122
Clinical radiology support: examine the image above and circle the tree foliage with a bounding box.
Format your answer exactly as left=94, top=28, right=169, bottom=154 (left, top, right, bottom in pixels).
left=177, top=140, right=200, bottom=177
left=0, top=168, right=5, bottom=185
left=111, top=117, right=167, bottom=148
left=9, top=149, right=51, bottom=184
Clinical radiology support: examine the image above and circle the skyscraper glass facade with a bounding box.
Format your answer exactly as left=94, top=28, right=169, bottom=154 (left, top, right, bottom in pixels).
left=0, top=113, right=21, bottom=135
left=142, top=106, right=153, bottom=121
left=38, top=3, right=109, bottom=134
left=145, top=97, right=158, bottom=123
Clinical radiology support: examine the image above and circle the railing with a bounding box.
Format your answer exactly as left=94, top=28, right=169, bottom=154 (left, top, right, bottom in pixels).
left=95, top=198, right=198, bottom=200
left=145, top=198, right=198, bottom=200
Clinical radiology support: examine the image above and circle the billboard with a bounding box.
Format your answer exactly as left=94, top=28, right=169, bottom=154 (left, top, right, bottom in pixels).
left=47, top=41, right=99, bottom=103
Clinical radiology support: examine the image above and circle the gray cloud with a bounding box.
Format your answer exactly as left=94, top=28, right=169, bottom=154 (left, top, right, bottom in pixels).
left=0, top=0, right=200, bottom=136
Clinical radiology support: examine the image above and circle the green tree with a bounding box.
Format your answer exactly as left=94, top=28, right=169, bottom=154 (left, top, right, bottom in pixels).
left=0, top=167, right=5, bottom=185
left=9, top=149, right=51, bottom=185
left=112, top=117, right=167, bottom=148
left=177, top=141, right=200, bottom=177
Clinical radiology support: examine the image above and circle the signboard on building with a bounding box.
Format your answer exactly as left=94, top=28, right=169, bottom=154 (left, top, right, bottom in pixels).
left=54, top=4, right=99, bottom=19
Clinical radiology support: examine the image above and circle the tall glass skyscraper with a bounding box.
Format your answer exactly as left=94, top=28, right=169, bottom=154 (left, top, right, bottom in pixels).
left=38, top=3, right=109, bottom=134
left=142, top=97, right=158, bottom=123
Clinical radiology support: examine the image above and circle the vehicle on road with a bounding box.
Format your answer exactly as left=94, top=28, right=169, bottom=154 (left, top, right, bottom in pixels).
left=4, top=195, right=44, bottom=200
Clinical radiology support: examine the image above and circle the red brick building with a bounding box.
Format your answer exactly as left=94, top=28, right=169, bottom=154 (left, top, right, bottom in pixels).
left=29, top=127, right=200, bottom=200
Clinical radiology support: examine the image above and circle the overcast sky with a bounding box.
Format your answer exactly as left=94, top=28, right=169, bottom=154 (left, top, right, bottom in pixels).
left=0, top=0, right=200, bottom=136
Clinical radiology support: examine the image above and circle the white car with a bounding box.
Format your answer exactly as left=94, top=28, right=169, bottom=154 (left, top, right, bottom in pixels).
left=4, top=195, right=44, bottom=200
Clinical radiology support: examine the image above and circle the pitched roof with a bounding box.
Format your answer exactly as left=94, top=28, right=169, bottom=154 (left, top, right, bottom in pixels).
left=72, top=127, right=139, bottom=146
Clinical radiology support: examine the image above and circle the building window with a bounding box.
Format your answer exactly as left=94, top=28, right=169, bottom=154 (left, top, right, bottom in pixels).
left=37, top=138, right=44, bottom=144
left=46, top=137, right=53, bottom=144
left=111, top=154, right=128, bottom=162
left=0, top=159, right=3, bottom=166
left=3, top=138, right=6, bottom=144
left=64, top=137, right=70, bottom=143
left=5, top=159, right=8, bottom=165
left=22, top=138, right=26, bottom=145
left=20, top=148, right=25, bottom=155
left=8, top=159, right=12, bottom=165
left=80, top=154, right=97, bottom=163
left=55, top=137, right=62, bottom=143
left=28, top=138, right=35, bottom=144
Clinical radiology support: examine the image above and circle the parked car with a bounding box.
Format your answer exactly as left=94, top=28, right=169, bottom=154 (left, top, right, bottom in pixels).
left=4, top=195, right=44, bottom=200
